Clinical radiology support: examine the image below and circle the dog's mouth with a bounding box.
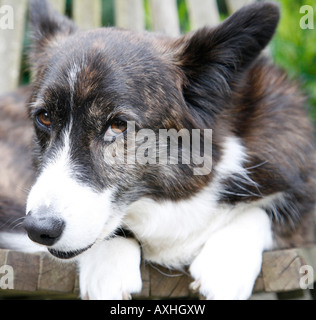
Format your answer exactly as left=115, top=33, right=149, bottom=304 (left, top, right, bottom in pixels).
left=48, top=244, right=93, bottom=260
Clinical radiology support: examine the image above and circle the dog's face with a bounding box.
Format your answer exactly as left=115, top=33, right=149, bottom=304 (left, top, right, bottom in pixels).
left=24, top=0, right=279, bottom=259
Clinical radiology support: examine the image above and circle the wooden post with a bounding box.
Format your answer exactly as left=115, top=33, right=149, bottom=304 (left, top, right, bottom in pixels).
left=0, top=0, right=27, bottom=95
left=49, top=0, right=66, bottom=14
left=226, top=0, right=256, bottom=14
left=149, top=0, right=180, bottom=36
left=114, top=0, right=145, bottom=32
left=72, top=0, right=102, bottom=30
left=186, top=0, right=220, bottom=29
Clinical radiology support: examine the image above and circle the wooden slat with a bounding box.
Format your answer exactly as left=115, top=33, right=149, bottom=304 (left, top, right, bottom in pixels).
left=0, top=249, right=8, bottom=267
left=114, top=0, right=145, bottom=32
left=226, top=0, right=256, bottom=14
left=186, top=0, right=220, bottom=29
left=6, top=250, right=40, bottom=292
left=149, top=0, right=180, bottom=36
left=0, top=0, right=28, bottom=95
left=38, top=253, right=77, bottom=293
left=148, top=265, right=193, bottom=298
left=261, top=247, right=316, bottom=292
left=72, top=0, right=102, bottom=30
left=0, top=247, right=315, bottom=299
left=48, top=0, right=66, bottom=14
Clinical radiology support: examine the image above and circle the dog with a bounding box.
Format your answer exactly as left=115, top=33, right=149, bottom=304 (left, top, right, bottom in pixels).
left=0, top=0, right=315, bottom=300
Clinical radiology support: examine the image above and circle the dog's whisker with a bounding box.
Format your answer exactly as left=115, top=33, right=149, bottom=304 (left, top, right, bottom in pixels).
left=8, top=217, right=25, bottom=230
left=0, top=216, right=24, bottom=231
left=11, top=222, right=24, bottom=231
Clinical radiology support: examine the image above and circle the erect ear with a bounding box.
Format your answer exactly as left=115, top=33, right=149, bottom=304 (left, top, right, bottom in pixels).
left=28, top=0, right=77, bottom=74
left=173, top=2, right=280, bottom=116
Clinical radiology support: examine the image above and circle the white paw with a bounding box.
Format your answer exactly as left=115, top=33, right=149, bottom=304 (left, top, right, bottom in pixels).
left=189, top=208, right=272, bottom=300
left=78, top=238, right=142, bottom=300
left=189, top=247, right=262, bottom=300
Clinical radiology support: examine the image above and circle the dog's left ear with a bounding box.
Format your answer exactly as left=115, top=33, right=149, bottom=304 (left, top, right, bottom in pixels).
left=173, top=2, right=280, bottom=116
left=28, top=0, right=77, bottom=76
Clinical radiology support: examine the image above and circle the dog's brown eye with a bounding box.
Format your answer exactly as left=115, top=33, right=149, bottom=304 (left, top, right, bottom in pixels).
left=110, top=120, right=127, bottom=134
left=37, top=111, right=51, bottom=127
left=104, top=119, right=128, bottom=141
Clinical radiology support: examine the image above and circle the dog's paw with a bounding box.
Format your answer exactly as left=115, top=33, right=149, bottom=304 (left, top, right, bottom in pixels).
left=189, top=208, right=272, bottom=300
left=189, top=249, right=261, bottom=300
left=189, top=234, right=264, bottom=299
left=78, top=238, right=142, bottom=300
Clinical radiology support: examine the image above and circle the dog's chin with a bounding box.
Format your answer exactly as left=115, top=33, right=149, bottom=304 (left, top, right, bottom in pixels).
left=46, top=217, right=123, bottom=260
left=48, top=244, right=93, bottom=260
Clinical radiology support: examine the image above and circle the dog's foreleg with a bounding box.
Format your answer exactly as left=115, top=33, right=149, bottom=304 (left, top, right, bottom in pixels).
left=78, top=237, right=142, bottom=300
left=189, top=207, right=273, bottom=300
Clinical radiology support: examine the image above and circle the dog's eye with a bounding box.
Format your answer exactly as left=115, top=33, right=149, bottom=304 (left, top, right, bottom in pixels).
left=35, top=110, right=51, bottom=129
left=108, top=119, right=127, bottom=135
left=104, top=119, right=128, bottom=142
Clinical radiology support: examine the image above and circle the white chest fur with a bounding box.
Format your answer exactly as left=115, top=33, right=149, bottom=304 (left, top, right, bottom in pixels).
left=124, top=191, right=234, bottom=268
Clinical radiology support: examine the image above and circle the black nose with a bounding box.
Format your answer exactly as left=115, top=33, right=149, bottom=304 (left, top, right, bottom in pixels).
left=23, top=211, right=65, bottom=246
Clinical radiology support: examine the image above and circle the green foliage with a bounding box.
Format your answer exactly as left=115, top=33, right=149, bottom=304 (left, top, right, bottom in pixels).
left=177, top=0, right=190, bottom=33
left=101, top=0, right=114, bottom=26
left=270, top=0, right=316, bottom=118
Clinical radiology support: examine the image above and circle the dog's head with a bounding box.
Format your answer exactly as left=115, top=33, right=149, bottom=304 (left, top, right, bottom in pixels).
left=24, top=0, right=279, bottom=259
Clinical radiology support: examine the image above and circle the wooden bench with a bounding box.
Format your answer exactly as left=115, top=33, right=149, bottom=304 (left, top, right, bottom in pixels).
left=1, top=247, right=316, bottom=299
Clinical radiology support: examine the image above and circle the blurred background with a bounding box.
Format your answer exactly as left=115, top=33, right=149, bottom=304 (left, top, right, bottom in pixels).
left=270, top=0, right=316, bottom=120
left=1, top=0, right=316, bottom=122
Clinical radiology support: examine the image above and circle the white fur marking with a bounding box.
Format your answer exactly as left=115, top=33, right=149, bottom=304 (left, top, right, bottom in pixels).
left=0, top=232, right=46, bottom=253
left=26, top=125, right=118, bottom=254
left=190, top=207, right=273, bottom=299
left=68, top=61, right=84, bottom=107
left=78, top=238, right=142, bottom=300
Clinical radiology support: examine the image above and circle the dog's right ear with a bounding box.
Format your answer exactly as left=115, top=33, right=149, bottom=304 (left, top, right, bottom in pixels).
left=172, top=2, right=280, bottom=120
left=28, top=0, right=77, bottom=74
